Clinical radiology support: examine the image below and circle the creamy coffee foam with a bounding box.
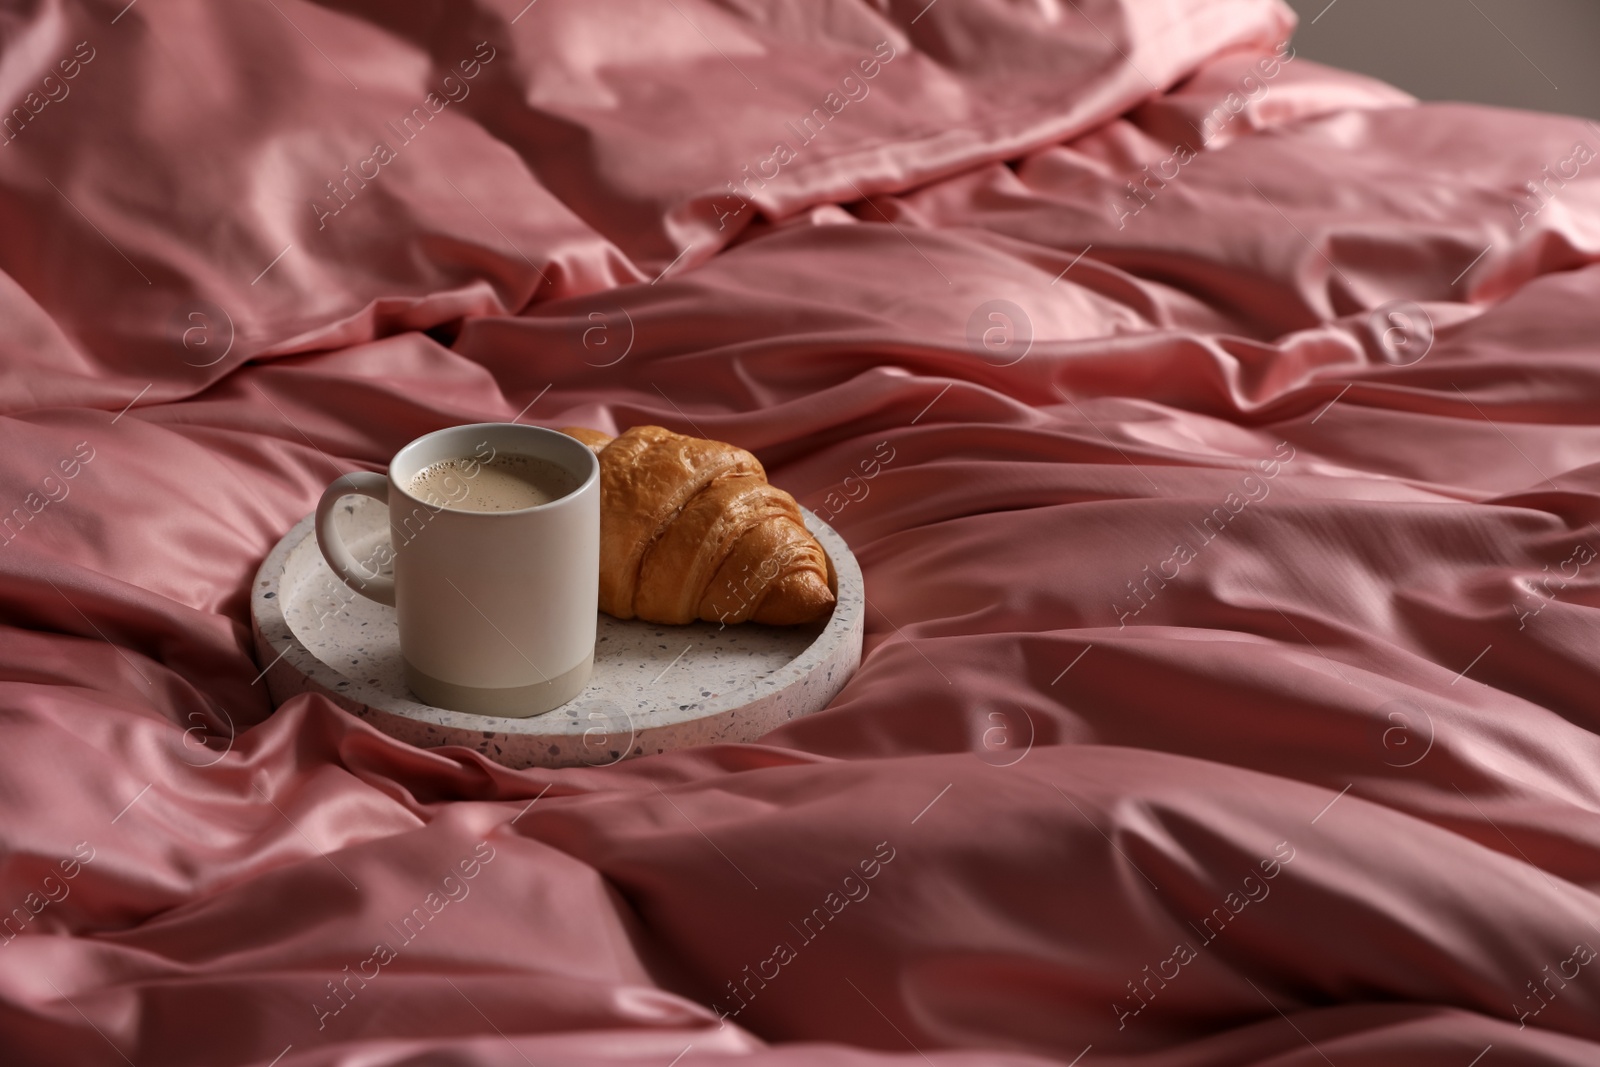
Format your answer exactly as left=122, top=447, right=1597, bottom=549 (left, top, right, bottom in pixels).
left=408, top=453, right=579, bottom=512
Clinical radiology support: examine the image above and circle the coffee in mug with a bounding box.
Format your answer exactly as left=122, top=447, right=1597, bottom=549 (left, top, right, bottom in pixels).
left=409, top=453, right=581, bottom=512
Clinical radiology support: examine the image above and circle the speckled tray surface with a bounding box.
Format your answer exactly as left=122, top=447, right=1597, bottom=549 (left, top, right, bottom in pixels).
left=250, top=496, right=864, bottom=768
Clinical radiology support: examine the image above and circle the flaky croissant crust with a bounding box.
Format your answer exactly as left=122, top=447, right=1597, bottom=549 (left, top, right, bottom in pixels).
left=560, top=425, right=835, bottom=626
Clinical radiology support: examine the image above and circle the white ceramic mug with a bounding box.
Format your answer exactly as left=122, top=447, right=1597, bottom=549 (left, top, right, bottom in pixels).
left=314, top=423, right=599, bottom=716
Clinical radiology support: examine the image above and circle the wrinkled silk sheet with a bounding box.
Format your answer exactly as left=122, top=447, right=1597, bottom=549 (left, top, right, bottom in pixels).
left=3, top=0, right=1600, bottom=1063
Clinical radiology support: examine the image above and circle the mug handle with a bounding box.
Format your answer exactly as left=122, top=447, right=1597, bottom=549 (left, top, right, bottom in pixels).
left=315, top=472, right=396, bottom=607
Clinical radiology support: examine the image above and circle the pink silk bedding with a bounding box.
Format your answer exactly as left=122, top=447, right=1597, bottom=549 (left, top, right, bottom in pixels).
left=3, top=0, right=1600, bottom=1064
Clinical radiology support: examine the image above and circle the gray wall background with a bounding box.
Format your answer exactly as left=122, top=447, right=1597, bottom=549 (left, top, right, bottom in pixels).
left=1280, top=0, right=1600, bottom=119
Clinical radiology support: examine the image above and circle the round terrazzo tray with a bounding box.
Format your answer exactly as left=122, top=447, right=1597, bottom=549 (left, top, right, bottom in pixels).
left=250, top=498, right=863, bottom=769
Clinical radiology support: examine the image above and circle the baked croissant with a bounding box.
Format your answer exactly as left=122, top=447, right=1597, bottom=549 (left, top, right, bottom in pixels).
left=558, top=425, right=835, bottom=626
